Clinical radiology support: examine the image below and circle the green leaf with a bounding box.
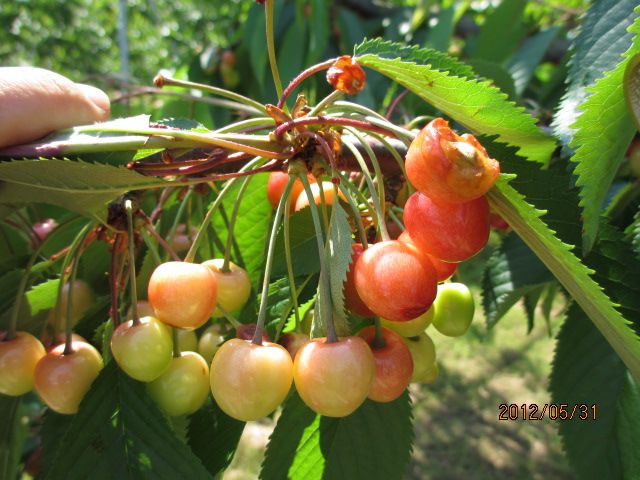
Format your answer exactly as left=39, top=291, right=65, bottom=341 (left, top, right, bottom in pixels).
left=0, top=159, right=170, bottom=221
left=568, top=11, right=640, bottom=252
left=273, top=209, right=320, bottom=277
left=279, top=21, right=307, bottom=86
left=523, top=284, right=546, bottom=333
left=187, top=399, right=245, bottom=477
left=625, top=52, right=640, bottom=129
left=355, top=38, right=475, bottom=79
left=260, top=391, right=413, bottom=480
left=467, top=59, right=517, bottom=100
left=328, top=203, right=353, bottom=320
left=424, top=5, right=456, bottom=53
left=508, top=27, right=559, bottom=96
left=356, top=44, right=555, bottom=163
left=212, top=174, right=273, bottom=290
left=488, top=176, right=640, bottom=380
left=305, top=0, right=329, bottom=65
left=553, top=0, right=638, bottom=145
left=482, top=233, right=553, bottom=328
left=44, top=362, right=212, bottom=479
left=471, top=0, right=527, bottom=63
left=550, top=305, right=640, bottom=480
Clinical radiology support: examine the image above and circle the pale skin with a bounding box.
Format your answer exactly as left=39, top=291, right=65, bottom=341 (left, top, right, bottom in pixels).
left=0, top=67, right=110, bottom=149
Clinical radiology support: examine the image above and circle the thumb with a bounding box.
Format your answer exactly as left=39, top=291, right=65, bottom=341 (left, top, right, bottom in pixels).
left=0, top=67, right=110, bottom=149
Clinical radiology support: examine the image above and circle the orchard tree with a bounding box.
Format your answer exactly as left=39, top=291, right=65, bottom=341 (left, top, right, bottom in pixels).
left=1, top=0, right=640, bottom=479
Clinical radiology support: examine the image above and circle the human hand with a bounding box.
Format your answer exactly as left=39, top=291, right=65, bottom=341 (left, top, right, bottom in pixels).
left=0, top=67, right=110, bottom=149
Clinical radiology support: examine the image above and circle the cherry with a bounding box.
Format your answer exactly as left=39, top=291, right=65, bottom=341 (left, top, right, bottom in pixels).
left=432, top=283, right=475, bottom=337
left=489, top=212, right=510, bottom=231
left=0, top=332, right=46, bottom=396
left=398, top=231, right=457, bottom=281
left=176, top=329, right=198, bottom=352
left=354, top=240, right=437, bottom=321
left=405, top=118, right=499, bottom=204
left=202, top=259, right=251, bottom=317
left=293, top=337, right=374, bottom=417
left=110, top=316, right=173, bottom=382
left=127, top=300, right=155, bottom=319
left=170, top=224, right=198, bottom=253
left=278, top=332, right=309, bottom=360
left=404, top=191, right=490, bottom=263
left=343, top=243, right=375, bottom=318
left=42, top=332, right=86, bottom=352
left=147, top=352, right=210, bottom=416
left=148, top=261, right=217, bottom=329
left=34, top=340, right=103, bottom=414
left=210, top=339, right=293, bottom=421
left=358, top=326, right=413, bottom=403
left=198, top=325, right=225, bottom=363
left=294, top=181, right=345, bottom=212
left=402, top=333, right=436, bottom=382
left=380, top=307, right=433, bottom=338
left=31, top=218, right=57, bottom=247
left=267, top=172, right=305, bottom=210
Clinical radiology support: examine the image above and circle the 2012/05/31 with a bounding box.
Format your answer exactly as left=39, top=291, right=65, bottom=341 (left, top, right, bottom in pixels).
left=498, top=403, right=597, bottom=421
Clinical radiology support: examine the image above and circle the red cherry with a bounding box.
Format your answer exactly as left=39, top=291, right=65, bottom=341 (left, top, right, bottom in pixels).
left=354, top=240, right=437, bottom=321
left=267, top=172, right=305, bottom=211
left=405, top=118, right=499, bottom=204
left=398, top=231, right=456, bottom=281
left=490, top=212, right=510, bottom=231
left=343, top=243, right=375, bottom=318
left=404, top=192, right=489, bottom=263
left=358, top=326, right=413, bottom=403
left=278, top=332, right=309, bottom=360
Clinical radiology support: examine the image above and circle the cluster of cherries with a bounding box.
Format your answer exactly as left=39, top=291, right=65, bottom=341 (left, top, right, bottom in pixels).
left=0, top=117, right=498, bottom=421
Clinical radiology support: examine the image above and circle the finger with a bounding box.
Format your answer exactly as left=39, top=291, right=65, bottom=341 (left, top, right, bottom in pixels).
left=0, top=67, right=110, bottom=149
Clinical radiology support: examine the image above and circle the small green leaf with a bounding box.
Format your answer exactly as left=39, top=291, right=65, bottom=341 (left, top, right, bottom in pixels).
left=356, top=44, right=555, bottom=163
left=44, top=362, right=212, bottom=479
left=471, top=0, right=527, bottom=63
left=187, top=399, right=245, bottom=477
left=328, top=203, right=353, bottom=320
left=260, top=391, right=413, bottom=480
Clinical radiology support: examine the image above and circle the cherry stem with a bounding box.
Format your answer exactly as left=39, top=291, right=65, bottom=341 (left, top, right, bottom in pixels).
left=143, top=221, right=180, bottom=262
left=277, top=58, right=336, bottom=109
left=184, top=157, right=265, bottom=263
left=299, top=173, right=337, bottom=344
left=222, top=176, right=252, bottom=272
left=385, top=89, right=409, bottom=120
left=125, top=200, right=141, bottom=326
left=215, top=117, right=275, bottom=134
left=307, top=90, right=344, bottom=117
left=387, top=208, right=405, bottom=232
left=216, top=304, right=241, bottom=328
left=110, top=234, right=124, bottom=328
left=274, top=274, right=314, bottom=341
left=264, top=0, right=284, bottom=100
left=58, top=223, right=93, bottom=355
left=283, top=187, right=300, bottom=328
left=167, top=188, right=193, bottom=260
left=252, top=176, right=297, bottom=345
left=154, top=73, right=267, bottom=114
left=341, top=135, right=390, bottom=242
left=372, top=317, right=386, bottom=349
left=334, top=177, right=369, bottom=249
left=172, top=328, right=181, bottom=358
left=274, top=116, right=397, bottom=139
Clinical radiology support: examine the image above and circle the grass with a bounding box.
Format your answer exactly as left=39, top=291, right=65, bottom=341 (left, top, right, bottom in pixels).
left=223, top=295, right=574, bottom=479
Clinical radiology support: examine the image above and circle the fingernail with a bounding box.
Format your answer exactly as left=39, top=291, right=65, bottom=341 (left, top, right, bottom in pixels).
left=76, top=83, right=110, bottom=118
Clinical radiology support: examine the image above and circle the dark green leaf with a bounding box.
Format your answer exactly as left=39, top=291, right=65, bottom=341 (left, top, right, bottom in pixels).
left=482, top=234, right=553, bottom=328
left=508, top=27, right=559, bottom=95
left=0, top=396, right=23, bottom=480
left=273, top=209, right=320, bottom=277
left=260, top=391, right=413, bottom=480
left=550, top=305, right=640, bottom=480
left=44, top=362, right=212, bottom=479
left=553, top=0, right=638, bottom=145
left=625, top=52, right=640, bottom=129
left=187, top=399, right=245, bottom=477
left=328, top=203, right=353, bottom=320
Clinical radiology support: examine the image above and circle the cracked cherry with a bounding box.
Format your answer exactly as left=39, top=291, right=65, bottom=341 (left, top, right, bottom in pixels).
left=354, top=240, right=437, bottom=321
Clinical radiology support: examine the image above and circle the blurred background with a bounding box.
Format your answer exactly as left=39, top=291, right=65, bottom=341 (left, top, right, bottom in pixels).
left=1, top=1, right=590, bottom=477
